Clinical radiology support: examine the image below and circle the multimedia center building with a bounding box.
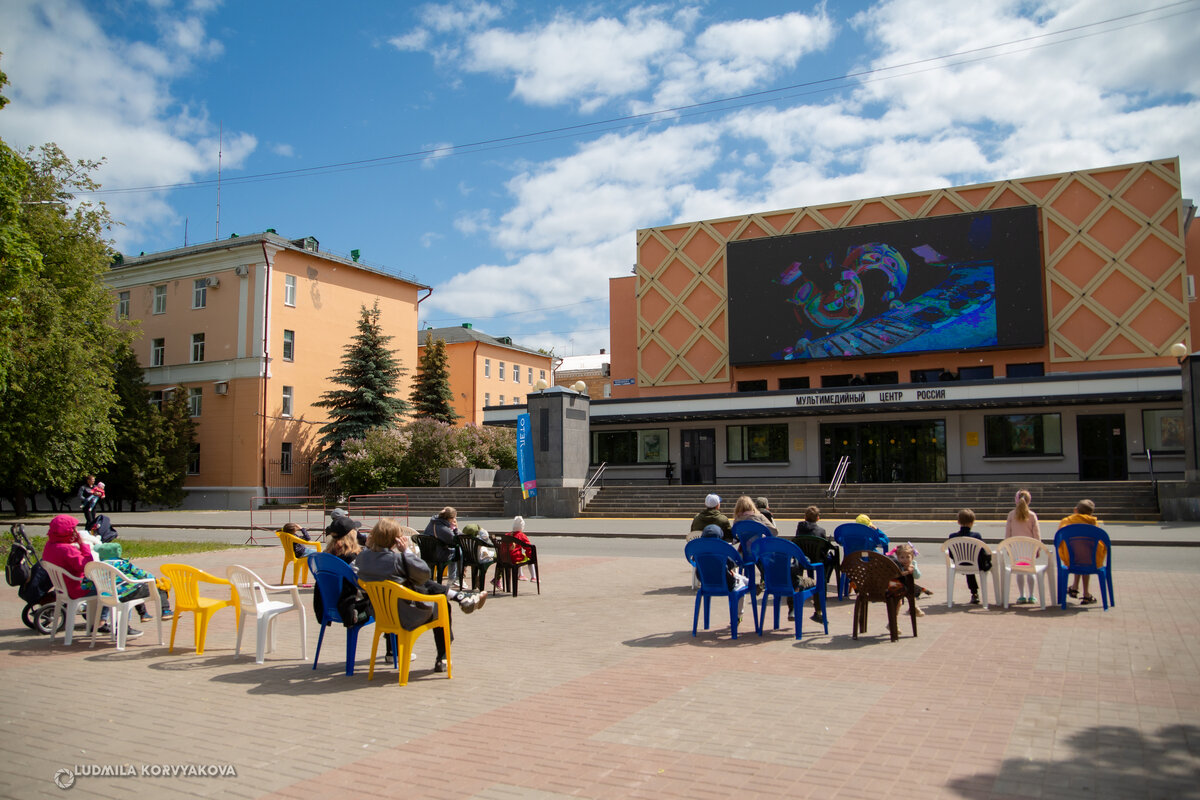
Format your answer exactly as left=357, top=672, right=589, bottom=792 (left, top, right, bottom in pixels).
left=490, top=158, right=1197, bottom=488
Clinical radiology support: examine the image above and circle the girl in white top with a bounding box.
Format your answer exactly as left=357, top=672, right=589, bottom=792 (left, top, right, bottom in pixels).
left=1004, top=489, right=1041, bottom=603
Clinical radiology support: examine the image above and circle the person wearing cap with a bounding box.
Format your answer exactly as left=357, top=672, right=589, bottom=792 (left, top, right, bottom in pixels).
left=326, top=508, right=366, bottom=546
left=690, top=493, right=732, bottom=541
left=855, top=513, right=880, bottom=529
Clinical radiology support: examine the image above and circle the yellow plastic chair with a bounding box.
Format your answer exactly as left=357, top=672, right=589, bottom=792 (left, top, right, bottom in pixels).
left=358, top=580, right=451, bottom=686
left=160, top=563, right=239, bottom=654
left=276, top=530, right=323, bottom=586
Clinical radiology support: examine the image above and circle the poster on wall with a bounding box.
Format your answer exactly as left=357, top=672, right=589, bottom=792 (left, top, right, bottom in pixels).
left=1143, top=408, right=1185, bottom=451
left=516, top=413, right=537, bottom=499
left=727, top=206, right=1045, bottom=364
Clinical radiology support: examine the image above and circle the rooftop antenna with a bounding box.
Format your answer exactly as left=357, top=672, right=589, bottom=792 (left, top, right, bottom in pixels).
left=215, top=121, right=222, bottom=241
left=184, top=216, right=189, bottom=247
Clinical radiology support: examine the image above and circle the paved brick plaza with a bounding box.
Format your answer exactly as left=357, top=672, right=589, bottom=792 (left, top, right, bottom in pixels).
left=2, top=540, right=1198, bottom=799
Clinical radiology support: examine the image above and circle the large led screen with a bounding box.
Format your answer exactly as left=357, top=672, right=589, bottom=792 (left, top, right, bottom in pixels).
left=726, top=205, right=1045, bottom=365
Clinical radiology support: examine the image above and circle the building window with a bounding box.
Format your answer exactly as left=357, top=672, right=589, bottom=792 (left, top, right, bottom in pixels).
left=150, top=390, right=163, bottom=410
left=513, top=395, right=521, bottom=405
left=484, top=393, right=490, bottom=406
left=591, top=429, right=667, bottom=465
left=865, top=371, right=899, bottom=385
left=736, top=380, right=767, bottom=392
left=1006, top=362, right=1045, bottom=379
left=117, top=291, right=130, bottom=319
left=187, top=444, right=200, bottom=475
left=911, top=368, right=943, bottom=383
left=513, top=365, right=521, bottom=383
left=187, top=387, right=202, bottom=417
left=528, top=369, right=533, bottom=385
left=192, top=278, right=207, bottom=309
left=280, top=442, right=293, bottom=474
left=281, top=385, right=293, bottom=417
left=778, top=376, right=809, bottom=391
left=821, top=374, right=854, bottom=388
left=191, top=333, right=205, bottom=362
left=727, top=424, right=788, bottom=463
left=499, top=395, right=505, bottom=405
left=151, top=338, right=165, bottom=367
left=282, top=329, right=294, bottom=361
left=153, top=285, right=167, bottom=314
left=499, top=362, right=506, bottom=381
left=958, top=366, right=994, bottom=381
left=540, top=369, right=546, bottom=381
left=284, top=274, right=296, bottom=307
left=484, top=359, right=490, bottom=378
left=984, top=413, right=1062, bottom=457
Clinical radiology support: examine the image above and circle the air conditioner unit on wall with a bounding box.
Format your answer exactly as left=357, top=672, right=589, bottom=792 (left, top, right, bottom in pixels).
left=205, top=276, right=220, bottom=288
left=214, top=381, right=229, bottom=395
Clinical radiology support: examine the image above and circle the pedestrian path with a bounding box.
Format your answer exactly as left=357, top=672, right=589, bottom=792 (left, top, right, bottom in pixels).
left=2, top=536, right=1197, bottom=798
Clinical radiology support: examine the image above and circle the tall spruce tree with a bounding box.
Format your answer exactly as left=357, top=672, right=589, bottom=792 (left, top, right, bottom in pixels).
left=314, top=301, right=408, bottom=460
left=410, top=332, right=460, bottom=424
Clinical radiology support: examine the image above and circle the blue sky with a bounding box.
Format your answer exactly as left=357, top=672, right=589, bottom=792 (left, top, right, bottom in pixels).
left=2, top=0, right=1198, bottom=356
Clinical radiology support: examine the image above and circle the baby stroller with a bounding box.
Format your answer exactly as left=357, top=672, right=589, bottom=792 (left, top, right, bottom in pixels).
left=5, top=524, right=59, bottom=634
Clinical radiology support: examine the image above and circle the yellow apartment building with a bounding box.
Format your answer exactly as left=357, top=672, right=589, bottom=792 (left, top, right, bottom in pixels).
left=418, top=325, right=554, bottom=426
left=107, top=232, right=427, bottom=508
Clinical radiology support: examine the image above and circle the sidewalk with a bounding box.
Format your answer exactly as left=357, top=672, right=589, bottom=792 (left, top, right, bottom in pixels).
left=1, top=533, right=1198, bottom=798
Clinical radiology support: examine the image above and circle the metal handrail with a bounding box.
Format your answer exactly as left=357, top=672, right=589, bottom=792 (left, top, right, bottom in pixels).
left=826, top=456, right=851, bottom=498
left=579, top=462, right=607, bottom=511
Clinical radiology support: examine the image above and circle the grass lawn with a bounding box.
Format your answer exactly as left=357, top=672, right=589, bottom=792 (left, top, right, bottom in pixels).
left=5, top=535, right=249, bottom=561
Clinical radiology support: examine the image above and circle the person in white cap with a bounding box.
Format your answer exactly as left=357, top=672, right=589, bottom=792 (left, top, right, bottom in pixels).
left=689, top=493, right=731, bottom=541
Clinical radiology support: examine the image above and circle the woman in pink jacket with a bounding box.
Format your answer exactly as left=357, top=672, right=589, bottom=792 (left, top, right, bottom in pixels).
left=41, top=515, right=144, bottom=638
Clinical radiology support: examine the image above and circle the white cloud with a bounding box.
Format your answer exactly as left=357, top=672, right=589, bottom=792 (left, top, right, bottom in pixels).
left=421, top=141, right=455, bottom=168
left=0, top=0, right=252, bottom=250
left=271, top=143, right=296, bottom=157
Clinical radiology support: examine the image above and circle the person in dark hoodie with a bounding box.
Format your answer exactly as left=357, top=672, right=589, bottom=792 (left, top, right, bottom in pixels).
left=423, top=506, right=462, bottom=586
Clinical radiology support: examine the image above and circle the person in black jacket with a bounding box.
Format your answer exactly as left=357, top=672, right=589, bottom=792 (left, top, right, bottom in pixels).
left=423, top=506, right=462, bottom=586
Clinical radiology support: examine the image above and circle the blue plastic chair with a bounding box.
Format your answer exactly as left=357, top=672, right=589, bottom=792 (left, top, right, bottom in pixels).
left=684, top=538, right=754, bottom=639
left=754, top=537, right=828, bottom=639
left=1053, top=524, right=1114, bottom=610
left=833, top=523, right=890, bottom=599
left=307, top=553, right=396, bottom=675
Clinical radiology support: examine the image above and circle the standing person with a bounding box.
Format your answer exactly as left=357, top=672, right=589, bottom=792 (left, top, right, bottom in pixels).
left=423, top=506, right=461, bottom=586
left=355, top=518, right=486, bottom=674
left=1004, top=489, right=1042, bottom=604
left=77, top=475, right=101, bottom=529
left=1059, top=499, right=1102, bottom=605
left=947, top=508, right=989, bottom=604
left=690, top=494, right=732, bottom=541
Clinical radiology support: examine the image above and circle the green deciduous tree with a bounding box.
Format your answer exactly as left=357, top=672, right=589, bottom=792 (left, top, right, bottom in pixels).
left=314, top=301, right=409, bottom=461
left=410, top=331, right=460, bottom=424
left=0, top=71, right=127, bottom=513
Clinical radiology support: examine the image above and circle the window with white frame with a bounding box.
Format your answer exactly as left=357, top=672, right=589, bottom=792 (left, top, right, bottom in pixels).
left=153, top=285, right=167, bottom=314
left=513, top=364, right=520, bottom=383
left=539, top=369, right=546, bottom=380
left=284, top=274, right=296, bottom=306
left=280, top=442, right=293, bottom=474
left=117, top=291, right=130, bottom=319
left=484, top=393, right=490, bottom=406
left=499, top=394, right=505, bottom=405
left=191, top=333, right=205, bottom=362
left=281, top=385, right=294, bottom=417
left=484, top=358, right=490, bottom=378
left=528, top=369, right=533, bottom=385
left=192, top=278, right=207, bottom=309
left=151, top=338, right=165, bottom=367
left=282, top=329, right=294, bottom=361
left=187, top=387, right=202, bottom=417
left=514, top=395, right=520, bottom=404
left=499, top=362, right=505, bottom=381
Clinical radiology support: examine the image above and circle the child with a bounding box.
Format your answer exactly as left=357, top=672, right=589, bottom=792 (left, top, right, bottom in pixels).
left=947, top=508, right=990, bottom=604
left=889, top=542, right=933, bottom=616
left=283, top=521, right=318, bottom=559
left=1060, top=499, right=1101, bottom=605
left=506, top=516, right=536, bottom=583
left=1005, top=489, right=1041, bottom=604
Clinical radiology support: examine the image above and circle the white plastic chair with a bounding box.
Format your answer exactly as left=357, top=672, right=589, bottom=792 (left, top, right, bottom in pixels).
left=941, top=537, right=999, bottom=609
left=996, top=537, right=1052, bottom=610
left=83, top=561, right=164, bottom=650
left=226, top=565, right=308, bottom=664
left=43, top=562, right=99, bottom=645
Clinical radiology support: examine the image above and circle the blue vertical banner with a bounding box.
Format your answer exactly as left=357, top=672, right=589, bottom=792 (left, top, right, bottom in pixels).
left=516, top=413, right=537, bottom=499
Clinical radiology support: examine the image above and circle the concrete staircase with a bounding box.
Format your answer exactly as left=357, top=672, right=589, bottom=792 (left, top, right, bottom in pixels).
left=350, top=487, right=508, bottom=523
left=577, top=481, right=1161, bottom=522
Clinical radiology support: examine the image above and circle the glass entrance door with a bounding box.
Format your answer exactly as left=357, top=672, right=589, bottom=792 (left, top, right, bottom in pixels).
left=680, top=428, right=716, bottom=484
left=1077, top=414, right=1127, bottom=480
left=820, top=420, right=947, bottom=483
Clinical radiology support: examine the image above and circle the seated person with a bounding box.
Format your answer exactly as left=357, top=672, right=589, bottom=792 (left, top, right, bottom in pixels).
left=326, top=523, right=362, bottom=564
left=947, top=508, right=990, bottom=604
left=1060, top=499, right=1102, bottom=605
left=732, top=494, right=778, bottom=535
left=508, top=516, right=536, bottom=582
left=754, top=497, right=775, bottom=524
left=325, top=508, right=366, bottom=547
left=423, top=506, right=462, bottom=585
left=41, top=514, right=147, bottom=638
left=690, top=494, right=731, bottom=541
left=460, top=522, right=496, bottom=561
left=283, top=521, right=318, bottom=559
left=794, top=505, right=830, bottom=540
left=356, top=518, right=486, bottom=674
